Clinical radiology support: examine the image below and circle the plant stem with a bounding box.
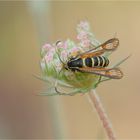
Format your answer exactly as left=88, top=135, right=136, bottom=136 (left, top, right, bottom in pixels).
left=87, top=89, right=116, bottom=140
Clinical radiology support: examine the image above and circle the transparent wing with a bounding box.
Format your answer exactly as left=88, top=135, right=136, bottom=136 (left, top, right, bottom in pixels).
left=77, top=67, right=123, bottom=79
left=77, top=38, right=119, bottom=59
left=99, top=55, right=131, bottom=82
left=101, top=38, right=119, bottom=50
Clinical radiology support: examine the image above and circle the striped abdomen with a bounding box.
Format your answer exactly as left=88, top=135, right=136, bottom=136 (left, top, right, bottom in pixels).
left=84, top=56, right=109, bottom=67
left=67, top=56, right=109, bottom=69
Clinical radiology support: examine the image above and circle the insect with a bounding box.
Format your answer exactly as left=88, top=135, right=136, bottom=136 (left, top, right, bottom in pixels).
left=53, top=38, right=123, bottom=95
left=62, top=38, right=123, bottom=79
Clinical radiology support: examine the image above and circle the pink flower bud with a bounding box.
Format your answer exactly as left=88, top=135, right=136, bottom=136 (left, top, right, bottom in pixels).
left=44, top=53, right=53, bottom=63
left=77, top=31, right=88, bottom=41
left=42, top=43, right=52, bottom=51
left=78, top=21, right=90, bottom=31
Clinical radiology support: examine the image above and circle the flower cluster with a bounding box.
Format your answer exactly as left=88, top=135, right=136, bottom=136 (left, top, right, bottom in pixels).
left=39, top=21, right=125, bottom=96
left=77, top=21, right=100, bottom=49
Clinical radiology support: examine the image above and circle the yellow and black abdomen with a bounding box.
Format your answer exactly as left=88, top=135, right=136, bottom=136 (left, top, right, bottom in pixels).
left=84, top=56, right=109, bottom=67
left=67, top=56, right=109, bottom=71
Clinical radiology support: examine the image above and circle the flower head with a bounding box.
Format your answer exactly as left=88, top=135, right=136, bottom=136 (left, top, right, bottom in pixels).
left=39, top=21, right=127, bottom=96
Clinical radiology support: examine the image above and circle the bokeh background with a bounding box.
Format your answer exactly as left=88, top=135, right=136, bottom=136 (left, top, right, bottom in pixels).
left=0, top=1, right=139, bottom=139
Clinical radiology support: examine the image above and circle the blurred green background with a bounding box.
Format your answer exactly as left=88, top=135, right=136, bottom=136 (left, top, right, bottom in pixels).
left=0, top=1, right=139, bottom=139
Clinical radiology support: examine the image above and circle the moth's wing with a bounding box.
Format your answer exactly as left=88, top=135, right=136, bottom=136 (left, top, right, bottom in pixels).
left=80, top=49, right=105, bottom=58
left=77, top=67, right=123, bottom=79
left=77, top=38, right=119, bottom=59
left=102, top=38, right=119, bottom=50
